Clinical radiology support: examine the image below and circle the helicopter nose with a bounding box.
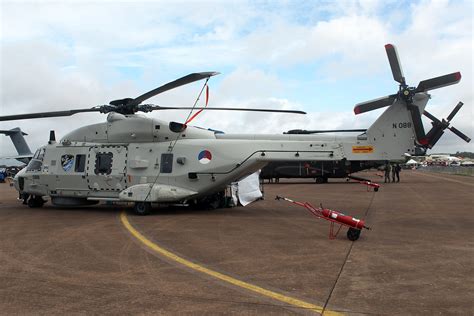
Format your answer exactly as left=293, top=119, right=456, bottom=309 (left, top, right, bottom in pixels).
left=13, top=167, right=27, bottom=192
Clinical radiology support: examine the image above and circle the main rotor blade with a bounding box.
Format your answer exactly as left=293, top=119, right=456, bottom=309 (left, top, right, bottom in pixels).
left=354, top=94, right=397, bottom=114
left=423, top=110, right=441, bottom=123
left=0, top=108, right=101, bottom=122
left=408, top=104, right=426, bottom=144
left=425, top=128, right=445, bottom=149
left=285, top=129, right=367, bottom=134
left=448, top=126, right=471, bottom=143
left=415, top=72, right=461, bottom=92
left=423, top=110, right=445, bottom=148
left=385, top=44, right=405, bottom=84
left=149, top=106, right=306, bottom=114
left=423, top=110, right=442, bottom=125
left=129, top=72, right=220, bottom=106
left=446, top=101, right=463, bottom=122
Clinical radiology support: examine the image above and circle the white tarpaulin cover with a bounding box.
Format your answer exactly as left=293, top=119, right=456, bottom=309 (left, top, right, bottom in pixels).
left=235, top=171, right=262, bottom=206
left=406, top=159, right=418, bottom=165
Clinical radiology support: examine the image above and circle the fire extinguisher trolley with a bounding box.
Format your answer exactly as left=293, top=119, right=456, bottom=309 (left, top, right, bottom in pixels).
left=276, top=196, right=371, bottom=241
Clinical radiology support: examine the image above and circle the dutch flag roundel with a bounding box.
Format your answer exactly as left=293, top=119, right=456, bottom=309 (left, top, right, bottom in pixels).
left=198, top=150, right=212, bottom=164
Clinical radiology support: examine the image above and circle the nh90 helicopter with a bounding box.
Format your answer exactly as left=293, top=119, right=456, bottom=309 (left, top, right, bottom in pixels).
left=0, top=44, right=470, bottom=215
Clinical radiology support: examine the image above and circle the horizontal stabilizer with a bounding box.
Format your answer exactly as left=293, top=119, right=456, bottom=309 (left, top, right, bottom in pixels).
left=0, top=127, right=28, bottom=136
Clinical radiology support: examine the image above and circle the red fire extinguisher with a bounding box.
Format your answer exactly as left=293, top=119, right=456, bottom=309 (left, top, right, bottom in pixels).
left=321, top=209, right=367, bottom=230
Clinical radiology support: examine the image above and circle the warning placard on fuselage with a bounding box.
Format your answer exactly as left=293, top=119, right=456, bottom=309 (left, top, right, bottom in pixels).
left=352, top=146, right=374, bottom=154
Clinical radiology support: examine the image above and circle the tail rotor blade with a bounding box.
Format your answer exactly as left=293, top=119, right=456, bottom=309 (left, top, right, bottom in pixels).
left=385, top=44, right=405, bottom=84
left=415, top=72, right=461, bottom=92
left=354, top=95, right=396, bottom=115
left=449, top=126, right=471, bottom=143
left=446, top=102, right=463, bottom=122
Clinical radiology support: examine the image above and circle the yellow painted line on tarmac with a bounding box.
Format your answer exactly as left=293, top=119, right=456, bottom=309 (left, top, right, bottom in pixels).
left=120, top=212, right=343, bottom=315
left=413, top=171, right=474, bottom=187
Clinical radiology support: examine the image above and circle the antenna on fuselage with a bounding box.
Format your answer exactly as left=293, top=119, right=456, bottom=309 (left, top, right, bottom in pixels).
left=49, top=130, right=56, bottom=144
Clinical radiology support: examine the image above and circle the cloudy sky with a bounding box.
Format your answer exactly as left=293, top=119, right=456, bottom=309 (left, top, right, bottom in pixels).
left=1, top=0, right=472, bottom=160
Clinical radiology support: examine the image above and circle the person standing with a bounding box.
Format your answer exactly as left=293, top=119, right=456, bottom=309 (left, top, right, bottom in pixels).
left=391, top=163, right=396, bottom=182
left=384, top=162, right=392, bottom=183
left=395, top=163, right=401, bottom=182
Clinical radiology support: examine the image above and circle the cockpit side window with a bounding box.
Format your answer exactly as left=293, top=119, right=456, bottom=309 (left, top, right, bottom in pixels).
left=26, top=159, right=42, bottom=172
left=37, top=148, right=45, bottom=161
left=27, top=148, right=45, bottom=171
left=33, top=149, right=40, bottom=159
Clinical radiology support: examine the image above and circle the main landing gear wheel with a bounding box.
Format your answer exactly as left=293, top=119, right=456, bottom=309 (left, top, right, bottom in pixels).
left=347, top=227, right=361, bottom=241
left=134, top=202, right=151, bottom=216
left=27, top=195, right=45, bottom=208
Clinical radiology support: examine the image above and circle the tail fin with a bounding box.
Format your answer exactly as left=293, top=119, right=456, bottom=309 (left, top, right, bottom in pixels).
left=365, top=94, right=430, bottom=158
left=0, top=127, right=32, bottom=156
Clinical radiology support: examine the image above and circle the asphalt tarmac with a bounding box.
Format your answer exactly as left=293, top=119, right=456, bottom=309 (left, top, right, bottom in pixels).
left=0, top=170, right=473, bottom=315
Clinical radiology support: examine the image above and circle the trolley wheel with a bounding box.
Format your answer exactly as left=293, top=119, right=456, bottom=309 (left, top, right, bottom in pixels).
left=374, top=187, right=379, bottom=192
left=315, top=177, right=325, bottom=184
left=134, top=202, right=151, bottom=216
left=347, top=228, right=361, bottom=241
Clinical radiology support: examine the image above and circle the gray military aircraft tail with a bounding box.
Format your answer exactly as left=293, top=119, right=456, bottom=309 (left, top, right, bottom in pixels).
left=0, top=127, right=33, bottom=164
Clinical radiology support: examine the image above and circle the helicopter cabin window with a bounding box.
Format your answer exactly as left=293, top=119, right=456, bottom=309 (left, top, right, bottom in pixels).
left=94, top=152, right=113, bottom=175
left=75, top=154, right=86, bottom=172
left=160, top=153, right=173, bottom=173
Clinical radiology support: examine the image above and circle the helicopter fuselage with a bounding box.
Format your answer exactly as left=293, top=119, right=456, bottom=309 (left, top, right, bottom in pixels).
left=14, top=96, right=426, bottom=207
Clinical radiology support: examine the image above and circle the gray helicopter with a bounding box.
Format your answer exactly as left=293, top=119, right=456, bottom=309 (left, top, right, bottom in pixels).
left=0, top=44, right=470, bottom=214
